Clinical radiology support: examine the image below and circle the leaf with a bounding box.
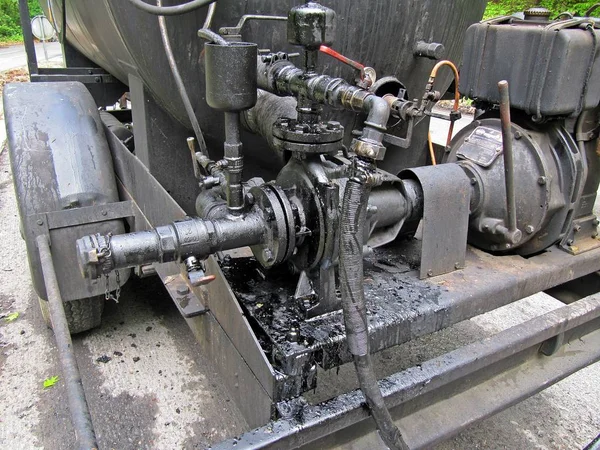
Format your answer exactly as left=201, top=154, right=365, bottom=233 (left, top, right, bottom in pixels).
left=43, top=376, right=59, bottom=389
left=5, top=312, right=19, bottom=323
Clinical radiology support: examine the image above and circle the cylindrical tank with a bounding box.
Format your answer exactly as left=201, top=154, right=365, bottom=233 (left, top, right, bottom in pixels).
left=42, top=0, right=487, bottom=173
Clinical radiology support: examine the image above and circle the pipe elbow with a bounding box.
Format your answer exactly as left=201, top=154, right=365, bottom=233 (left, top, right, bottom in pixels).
left=351, top=95, right=390, bottom=160
left=363, top=95, right=391, bottom=131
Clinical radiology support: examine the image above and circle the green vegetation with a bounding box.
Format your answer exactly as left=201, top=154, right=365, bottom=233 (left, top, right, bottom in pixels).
left=43, top=375, right=59, bottom=389
left=484, top=0, right=599, bottom=19
left=0, top=0, right=42, bottom=43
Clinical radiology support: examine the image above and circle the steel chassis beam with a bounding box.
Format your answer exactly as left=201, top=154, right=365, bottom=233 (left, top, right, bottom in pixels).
left=103, top=121, right=600, bottom=446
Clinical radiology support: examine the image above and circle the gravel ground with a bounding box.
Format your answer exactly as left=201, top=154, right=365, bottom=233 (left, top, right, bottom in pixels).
left=0, top=128, right=598, bottom=449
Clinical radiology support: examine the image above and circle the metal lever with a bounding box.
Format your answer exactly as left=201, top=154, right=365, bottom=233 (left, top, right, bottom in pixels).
left=319, top=45, right=376, bottom=87
left=498, top=80, right=522, bottom=246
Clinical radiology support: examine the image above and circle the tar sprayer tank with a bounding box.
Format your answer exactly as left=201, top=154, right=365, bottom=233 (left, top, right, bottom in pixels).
left=7, top=1, right=600, bottom=448
left=41, top=0, right=487, bottom=174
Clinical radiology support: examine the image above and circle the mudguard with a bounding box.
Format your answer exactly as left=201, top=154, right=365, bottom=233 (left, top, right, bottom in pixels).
left=4, top=81, right=129, bottom=301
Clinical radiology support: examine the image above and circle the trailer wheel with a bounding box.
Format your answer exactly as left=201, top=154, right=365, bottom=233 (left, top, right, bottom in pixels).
left=39, top=296, right=105, bottom=334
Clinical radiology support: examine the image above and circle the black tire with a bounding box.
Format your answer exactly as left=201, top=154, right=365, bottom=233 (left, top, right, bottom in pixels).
left=38, top=296, right=105, bottom=334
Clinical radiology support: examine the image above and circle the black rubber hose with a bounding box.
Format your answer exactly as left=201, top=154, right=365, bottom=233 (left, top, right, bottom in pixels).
left=157, top=2, right=208, bottom=156
left=339, top=170, right=409, bottom=450
left=127, top=0, right=215, bottom=16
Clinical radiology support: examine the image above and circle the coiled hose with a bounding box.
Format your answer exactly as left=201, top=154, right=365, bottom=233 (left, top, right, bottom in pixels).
left=339, top=162, right=409, bottom=450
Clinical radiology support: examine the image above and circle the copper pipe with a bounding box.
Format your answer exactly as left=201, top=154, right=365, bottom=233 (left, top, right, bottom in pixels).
left=428, top=60, right=460, bottom=148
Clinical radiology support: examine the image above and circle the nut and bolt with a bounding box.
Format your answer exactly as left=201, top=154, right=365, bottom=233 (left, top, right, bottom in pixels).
left=264, top=207, right=275, bottom=221
left=537, top=176, right=547, bottom=186
left=574, top=225, right=581, bottom=232
left=427, top=269, right=434, bottom=277
left=525, top=225, right=535, bottom=234
left=262, top=248, right=274, bottom=263
left=176, top=285, right=190, bottom=296
left=567, top=239, right=574, bottom=246
left=454, top=262, right=462, bottom=270
left=514, top=131, right=522, bottom=140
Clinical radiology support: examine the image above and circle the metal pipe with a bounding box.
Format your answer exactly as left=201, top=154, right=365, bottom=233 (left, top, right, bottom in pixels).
left=77, top=213, right=266, bottom=279
left=498, top=80, right=521, bottom=245
left=224, top=112, right=245, bottom=213
left=158, top=1, right=208, bottom=156
left=198, top=28, right=229, bottom=46
left=257, top=58, right=390, bottom=150
left=126, top=0, right=216, bottom=16
left=36, top=235, right=98, bottom=450
left=202, top=1, right=216, bottom=29
left=241, top=89, right=297, bottom=164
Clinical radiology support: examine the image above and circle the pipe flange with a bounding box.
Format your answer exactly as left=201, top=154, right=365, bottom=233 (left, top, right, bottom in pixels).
left=273, top=118, right=344, bottom=154
left=249, top=184, right=296, bottom=268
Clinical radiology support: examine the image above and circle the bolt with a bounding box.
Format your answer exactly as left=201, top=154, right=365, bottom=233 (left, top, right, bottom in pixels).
left=525, top=225, right=535, bottom=234
left=505, top=243, right=511, bottom=249
left=176, top=285, right=190, bottom=296
left=470, top=178, right=477, bottom=185
left=427, top=269, right=433, bottom=277
left=262, top=248, right=274, bottom=263
left=574, top=225, right=581, bottom=232
left=454, top=262, right=461, bottom=270
left=264, top=207, right=275, bottom=221
left=245, top=192, right=255, bottom=205
left=464, top=138, right=470, bottom=143
left=537, top=176, right=547, bottom=186
left=95, top=76, right=101, bottom=82
left=36, top=219, right=44, bottom=226
left=567, top=239, right=574, bottom=246
left=593, top=219, right=599, bottom=226
left=101, top=210, right=108, bottom=216
left=593, top=233, right=598, bottom=238
left=514, top=131, right=522, bottom=140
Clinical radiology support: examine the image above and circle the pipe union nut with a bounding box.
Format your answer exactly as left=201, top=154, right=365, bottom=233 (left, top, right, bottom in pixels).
left=156, top=227, right=178, bottom=261
left=350, top=138, right=386, bottom=161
